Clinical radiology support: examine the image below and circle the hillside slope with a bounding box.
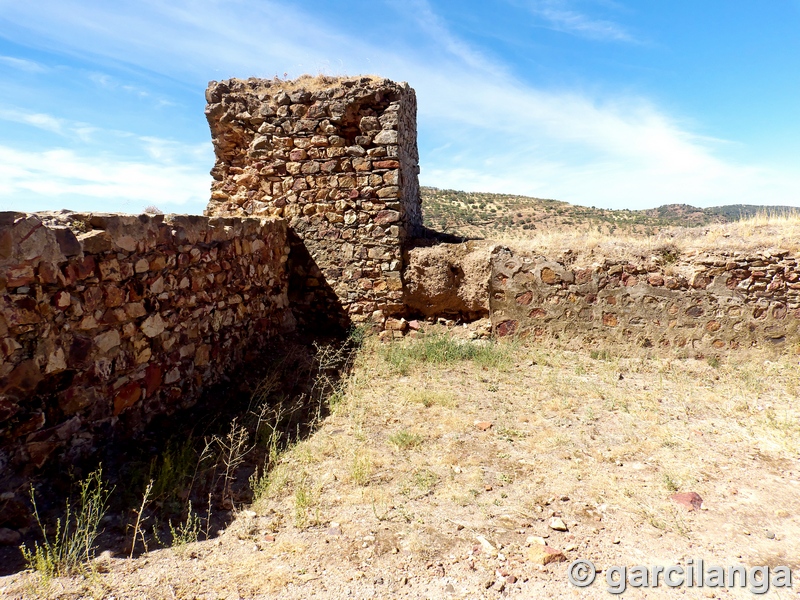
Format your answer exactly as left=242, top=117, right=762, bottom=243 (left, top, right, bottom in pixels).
left=421, top=187, right=800, bottom=239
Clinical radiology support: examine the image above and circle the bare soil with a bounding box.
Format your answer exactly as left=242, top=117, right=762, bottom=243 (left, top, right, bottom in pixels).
left=3, top=324, right=799, bottom=599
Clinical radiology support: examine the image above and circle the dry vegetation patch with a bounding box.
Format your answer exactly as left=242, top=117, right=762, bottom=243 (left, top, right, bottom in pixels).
left=501, top=212, right=800, bottom=264
left=4, top=332, right=800, bottom=598
left=422, top=186, right=800, bottom=263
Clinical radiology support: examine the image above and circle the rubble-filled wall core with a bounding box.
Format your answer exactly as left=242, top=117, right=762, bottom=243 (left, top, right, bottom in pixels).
left=490, top=247, right=800, bottom=350
left=0, top=212, right=292, bottom=492
left=203, top=75, right=422, bottom=330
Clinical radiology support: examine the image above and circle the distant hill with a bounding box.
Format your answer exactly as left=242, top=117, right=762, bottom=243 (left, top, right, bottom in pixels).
left=420, top=187, right=800, bottom=239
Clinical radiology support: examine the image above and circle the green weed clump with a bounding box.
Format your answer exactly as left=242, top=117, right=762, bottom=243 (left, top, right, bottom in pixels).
left=389, top=431, right=424, bottom=450
left=21, top=468, right=112, bottom=578
left=382, top=334, right=514, bottom=374
left=169, top=501, right=202, bottom=549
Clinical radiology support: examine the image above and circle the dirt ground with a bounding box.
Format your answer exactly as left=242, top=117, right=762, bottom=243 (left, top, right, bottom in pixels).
left=2, top=324, right=800, bottom=599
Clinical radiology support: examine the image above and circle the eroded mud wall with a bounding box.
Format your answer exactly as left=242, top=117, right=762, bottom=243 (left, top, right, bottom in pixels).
left=491, top=247, right=800, bottom=351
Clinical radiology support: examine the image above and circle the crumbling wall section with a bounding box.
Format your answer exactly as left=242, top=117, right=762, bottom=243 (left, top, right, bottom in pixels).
left=491, top=247, right=800, bottom=351
left=0, top=211, right=292, bottom=490
left=203, top=75, right=422, bottom=328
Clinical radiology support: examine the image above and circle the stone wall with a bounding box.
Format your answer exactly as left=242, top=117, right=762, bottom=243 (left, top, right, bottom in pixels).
left=0, top=211, right=292, bottom=491
left=490, top=247, right=800, bottom=351
left=203, top=75, right=422, bottom=329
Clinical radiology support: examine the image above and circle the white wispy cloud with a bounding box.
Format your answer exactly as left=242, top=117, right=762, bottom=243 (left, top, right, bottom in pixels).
left=88, top=72, right=152, bottom=98
left=0, top=55, right=47, bottom=72
left=0, top=145, right=210, bottom=212
left=400, top=0, right=509, bottom=75
left=0, top=103, right=212, bottom=212
left=138, top=136, right=209, bottom=165
left=0, top=107, right=65, bottom=134
left=513, top=0, right=637, bottom=42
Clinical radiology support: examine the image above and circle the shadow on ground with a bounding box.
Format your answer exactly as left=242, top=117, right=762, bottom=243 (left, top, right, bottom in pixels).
left=0, top=333, right=358, bottom=576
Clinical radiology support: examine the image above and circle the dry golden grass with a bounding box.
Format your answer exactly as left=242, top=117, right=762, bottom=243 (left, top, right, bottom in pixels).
left=499, top=211, right=800, bottom=263
left=229, top=73, right=388, bottom=95
left=7, top=331, right=800, bottom=598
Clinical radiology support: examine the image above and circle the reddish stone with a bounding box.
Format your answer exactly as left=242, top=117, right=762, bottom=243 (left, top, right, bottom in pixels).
left=575, top=269, right=592, bottom=285
left=119, top=261, right=134, bottom=280
left=670, top=492, right=703, bottom=511
left=26, top=441, right=59, bottom=469
left=52, top=290, right=71, bottom=310
left=474, top=421, right=493, bottom=431
left=82, top=286, right=104, bottom=311
left=75, top=256, right=96, bottom=280
left=144, top=364, right=162, bottom=396
left=0, top=397, right=19, bottom=422
left=113, top=382, right=142, bottom=416
left=68, top=337, right=93, bottom=368
left=374, top=210, right=400, bottom=226
left=373, top=160, right=400, bottom=169
left=58, top=386, right=96, bottom=415
left=648, top=274, right=664, bottom=286
left=37, top=262, right=63, bottom=285
left=149, top=255, right=167, bottom=271
left=103, top=285, right=126, bottom=307
left=101, top=308, right=127, bottom=325
left=602, top=313, right=618, bottom=327
left=624, top=275, right=639, bottom=287
left=496, top=320, right=518, bottom=337
left=529, top=308, right=547, bottom=319
left=408, top=320, right=421, bottom=331
left=2, top=360, right=42, bottom=394
left=705, top=320, right=721, bottom=332
left=515, top=291, right=533, bottom=306
left=686, top=306, right=704, bottom=317
left=14, top=411, right=45, bottom=437
left=5, top=266, right=35, bottom=287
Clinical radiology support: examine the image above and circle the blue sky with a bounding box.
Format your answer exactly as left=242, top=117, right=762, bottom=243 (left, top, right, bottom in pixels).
left=1, top=0, right=799, bottom=214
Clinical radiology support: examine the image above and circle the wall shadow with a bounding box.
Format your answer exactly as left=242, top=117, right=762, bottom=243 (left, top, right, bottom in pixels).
left=407, top=225, right=481, bottom=246
left=286, top=229, right=351, bottom=336
left=0, top=333, right=357, bottom=576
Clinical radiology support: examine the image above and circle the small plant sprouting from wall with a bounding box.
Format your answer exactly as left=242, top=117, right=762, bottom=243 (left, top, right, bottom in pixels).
left=655, top=242, right=680, bottom=265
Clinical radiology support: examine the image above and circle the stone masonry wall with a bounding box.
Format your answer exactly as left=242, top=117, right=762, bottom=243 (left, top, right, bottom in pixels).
left=0, top=211, right=292, bottom=492
left=491, top=247, right=800, bottom=352
left=203, top=75, right=422, bottom=329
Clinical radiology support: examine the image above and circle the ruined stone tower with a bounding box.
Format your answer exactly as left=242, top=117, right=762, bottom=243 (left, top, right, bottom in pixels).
left=204, top=75, right=422, bottom=330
